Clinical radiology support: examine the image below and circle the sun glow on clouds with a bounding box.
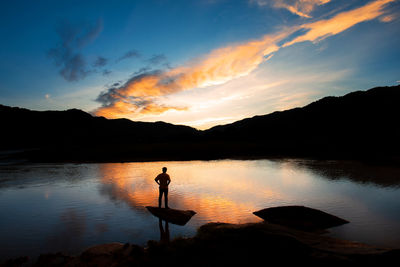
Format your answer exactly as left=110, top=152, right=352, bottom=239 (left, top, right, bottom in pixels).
left=272, top=0, right=331, bottom=18
left=95, top=33, right=287, bottom=118
left=140, top=65, right=349, bottom=129
left=380, top=14, right=395, bottom=22
left=283, top=0, right=395, bottom=46
left=94, top=0, right=395, bottom=126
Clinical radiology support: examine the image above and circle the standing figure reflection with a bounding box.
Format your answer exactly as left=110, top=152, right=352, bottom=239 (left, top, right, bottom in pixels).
left=159, top=219, right=170, bottom=244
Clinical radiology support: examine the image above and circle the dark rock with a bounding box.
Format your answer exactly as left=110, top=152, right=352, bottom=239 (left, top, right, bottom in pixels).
left=146, top=206, right=196, bottom=226
left=6, top=221, right=399, bottom=266
left=253, top=206, right=349, bottom=231
left=1, top=256, right=29, bottom=267
left=81, top=242, right=125, bottom=257
left=34, top=252, right=72, bottom=266
left=78, top=243, right=145, bottom=267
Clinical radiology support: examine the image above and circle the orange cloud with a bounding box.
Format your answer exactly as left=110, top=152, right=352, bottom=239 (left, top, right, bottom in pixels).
left=140, top=103, right=188, bottom=115
left=95, top=33, right=288, bottom=119
left=95, top=0, right=394, bottom=120
left=380, top=14, right=395, bottom=22
left=95, top=100, right=186, bottom=118
left=273, top=0, right=331, bottom=18
left=283, top=0, right=395, bottom=46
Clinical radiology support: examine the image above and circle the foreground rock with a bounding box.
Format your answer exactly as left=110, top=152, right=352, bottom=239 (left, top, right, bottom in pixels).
left=146, top=206, right=196, bottom=226
left=7, top=222, right=397, bottom=267
left=253, top=206, right=349, bottom=231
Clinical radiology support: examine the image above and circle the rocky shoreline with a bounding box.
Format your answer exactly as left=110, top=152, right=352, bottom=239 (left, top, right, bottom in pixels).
left=3, top=221, right=399, bottom=266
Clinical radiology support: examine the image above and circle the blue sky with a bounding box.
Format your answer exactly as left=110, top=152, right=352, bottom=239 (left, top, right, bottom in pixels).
left=1, top=0, right=399, bottom=129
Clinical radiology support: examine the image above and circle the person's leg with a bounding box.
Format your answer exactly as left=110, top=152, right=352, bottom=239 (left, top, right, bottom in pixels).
left=158, top=188, right=162, bottom=208
left=164, top=188, right=169, bottom=208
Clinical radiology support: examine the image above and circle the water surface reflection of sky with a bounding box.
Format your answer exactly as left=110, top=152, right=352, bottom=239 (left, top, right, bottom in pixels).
left=0, top=159, right=399, bottom=261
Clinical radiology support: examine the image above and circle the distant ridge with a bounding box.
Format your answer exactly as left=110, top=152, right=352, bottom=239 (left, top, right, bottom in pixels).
left=0, top=104, right=199, bottom=146
left=202, top=85, right=400, bottom=159
left=0, top=104, right=199, bottom=161
left=1, top=85, right=399, bottom=162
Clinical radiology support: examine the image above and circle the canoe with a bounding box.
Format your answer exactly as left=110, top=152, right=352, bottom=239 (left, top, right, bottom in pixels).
left=146, top=206, right=196, bottom=226
left=253, top=206, right=349, bottom=231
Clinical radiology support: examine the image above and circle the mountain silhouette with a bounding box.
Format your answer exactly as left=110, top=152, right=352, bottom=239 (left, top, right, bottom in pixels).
left=1, top=85, right=399, bottom=162
left=202, top=85, right=400, bottom=160
left=0, top=105, right=199, bottom=161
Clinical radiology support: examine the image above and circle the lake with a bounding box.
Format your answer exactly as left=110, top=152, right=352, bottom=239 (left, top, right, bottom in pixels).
left=1, top=159, right=400, bottom=260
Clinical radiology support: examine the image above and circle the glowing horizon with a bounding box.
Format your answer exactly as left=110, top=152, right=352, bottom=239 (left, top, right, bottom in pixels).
left=93, top=0, right=396, bottom=129
left=0, top=0, right=399, bottom=129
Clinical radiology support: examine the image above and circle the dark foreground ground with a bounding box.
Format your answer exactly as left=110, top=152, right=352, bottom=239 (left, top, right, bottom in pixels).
left=3, top=221, right=399, bottom=267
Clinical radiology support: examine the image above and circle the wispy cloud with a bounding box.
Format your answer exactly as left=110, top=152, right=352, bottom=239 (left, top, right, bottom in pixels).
left=94, top=32, right=286, bottom=118
left=251, top=0, right=331, bottom=18
left=94, top=0, right=394, bottom=119
left=147, top=54, right=168, bottom=65
left=93, top=56, right=108, bottom=67
left=48, top=19, right=103, bottom=82
left=272, top=0, right=331, bottom=18
left=102, top=69, right=112, bottom=76
left=116, top=49, right=141, bottom=63
left=380, top=14, right=395, bottom=22
left=283, top=0, right=395, bottom=46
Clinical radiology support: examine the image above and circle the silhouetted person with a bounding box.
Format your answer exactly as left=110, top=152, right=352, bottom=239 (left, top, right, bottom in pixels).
left=155, top=167, right=171, bottom=208
left=159, top=219, right=170, bottom=244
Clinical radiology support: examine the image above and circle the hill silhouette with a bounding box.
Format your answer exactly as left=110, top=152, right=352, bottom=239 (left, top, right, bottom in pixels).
left=1, top=85, right=399, bottom=162
left=0, top=105, right=199, bottom=161
left=203, top=85, right=400, bottom=160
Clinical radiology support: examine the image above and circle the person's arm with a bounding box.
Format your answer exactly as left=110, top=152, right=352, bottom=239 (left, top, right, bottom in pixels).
left=155, top=175, right=160, bottom=185
left=167, top=175, right=171, bottom=185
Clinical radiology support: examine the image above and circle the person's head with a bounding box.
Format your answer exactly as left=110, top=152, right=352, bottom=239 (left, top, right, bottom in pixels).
left=162, top=167, right=167, bottom=173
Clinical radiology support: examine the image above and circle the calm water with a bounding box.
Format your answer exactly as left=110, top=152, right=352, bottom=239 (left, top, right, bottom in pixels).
left=0, top=159, right=400, bottom=260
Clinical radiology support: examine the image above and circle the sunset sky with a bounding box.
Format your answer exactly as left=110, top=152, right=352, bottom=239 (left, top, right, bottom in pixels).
left=1, top=0, right=399, bottom=129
